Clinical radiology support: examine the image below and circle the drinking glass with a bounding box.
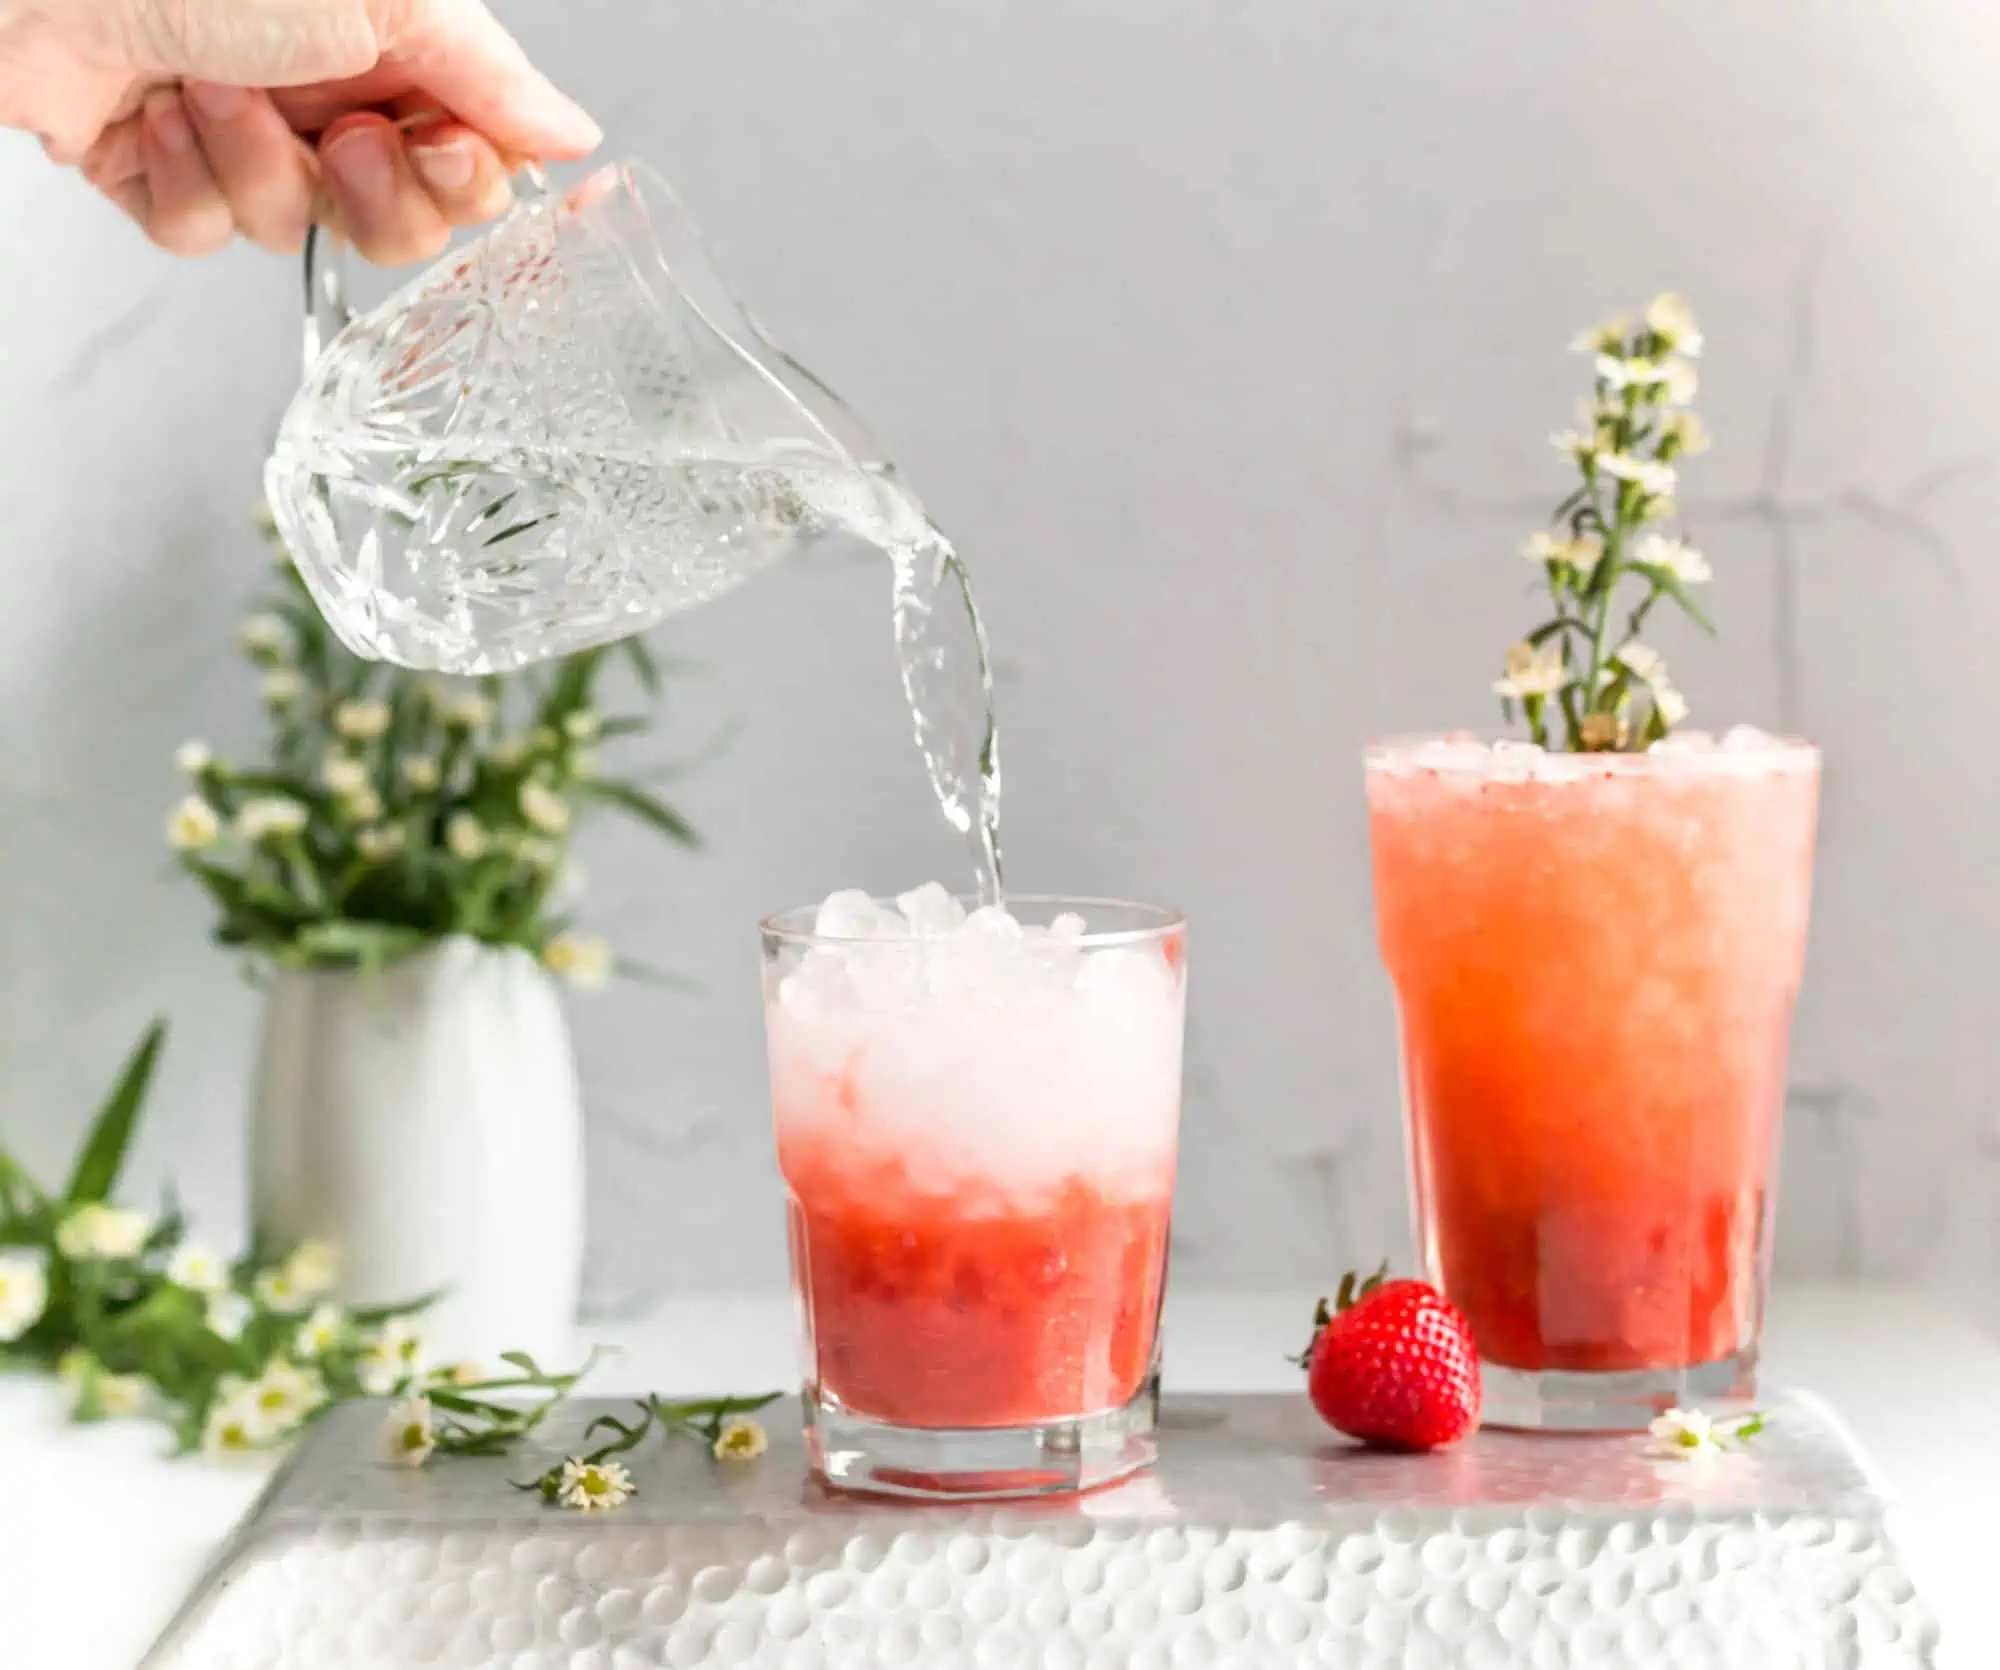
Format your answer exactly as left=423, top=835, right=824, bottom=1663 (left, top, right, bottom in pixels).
left=1365, top=736, right=1820, bottom=1430
left=760, top=896, right=1186, bottom=1498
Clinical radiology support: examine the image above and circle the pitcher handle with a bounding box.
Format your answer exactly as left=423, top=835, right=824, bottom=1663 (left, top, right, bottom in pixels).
left=299, top=159, right=553, bottom=373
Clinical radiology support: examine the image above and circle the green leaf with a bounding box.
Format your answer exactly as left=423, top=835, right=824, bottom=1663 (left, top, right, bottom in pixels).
left=612, top=957, right=703, bottom=994
left=346, top=1289, right=444, bottom=1327
left=1629, top=564, right=1717, bottom=635
left=622, top=636, right=661, bottom=696
left=581, top=779, right=699, bottom=847
left=63, top=1021, right=167, bottom=1208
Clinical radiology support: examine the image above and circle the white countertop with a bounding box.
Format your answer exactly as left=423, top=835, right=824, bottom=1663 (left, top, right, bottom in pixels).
left=4, top=1282, right=1995, bottom=1669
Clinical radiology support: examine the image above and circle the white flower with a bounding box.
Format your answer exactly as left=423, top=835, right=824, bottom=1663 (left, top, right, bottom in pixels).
left=260, top=669, right=305, bottom=708
left=1654, top=686, right=1690, bottom=727
left=238, top=614, right=289, bottom=658
left=441, top=693, right=495, bottom=730
left=712, top=1416, right=768, bottom=1462
left=557, top=1458, right=635, bottom=1511
left=1661, top=410, right=1712, bottom=456
left=446, top=813, right=490, bottom=861
left=166, top=796, right=221, bottom=852
left=206, top=1291, right=252, bottom=1341
left=334, top=700, right=392, bottom=741
left=519, top=781, right=571, bottom=835
left=175, top=740, right=214, bottom=776
left=0, top=1251, right=48, bottom=1342
left=243, top=1359, right=326, bottom=1434
left=1569, top=313, right=1630, bottom=354
left=562, top=711, right=601, bottom=743
left=426, top=1361, right=486, bottom=1388
left=542, top=933, right=613, bottom=991
left=202, top=1390, right=273, bottom=1460
left=1649, top=1406, right=1726, bottom=1461
left=284, top=1239, right=340, bottom=1298
left=1644, top=292, right=1703, bottom=356
left=1661, top=357, right=1699, bottom=408
left=1616, top=642, right=1667, bottom=685
left=167, top=1242, right=228, bottom=1293
left=356, top=826, right=405, bottom=862
left=1492, top=640, right=1570, bottom=701
left=253, top=1265, right=310, bottom=1315
left=1596, top=352, right=1661, bottom=391
left=1633, top=533, right=1712, bottom=584
left=236, top=797, right=309, bottom=843
left=294, top=1303, right=346, bottom=1358
left=1597, top=453, right=1677, bottom=498
left=339, top=788, right=384, bottom=824
left=488, top=738, right=529, bottom=770
left=399, top=756, right=441, bottom=792
left=511, top=836, right=560, bottom=872
left=1550, top=429, right=1601, bottom=465
left=56, top=1204, right=152, bottom=1262
left=1522, top=530, right=1604, bottom=573
left=321, top=755, right=370, bottom=797
left=95, top=1373, right=151, bottom=1418
left=357, top=1318, right=427, bottom=1395
left=381, top=1397, right=436, bottom=1468
left=57, top=1348, right=96, bottom=1387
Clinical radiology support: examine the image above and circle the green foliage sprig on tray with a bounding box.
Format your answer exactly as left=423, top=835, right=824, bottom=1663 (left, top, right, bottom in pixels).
left=164, top=506, right=699, bottom=984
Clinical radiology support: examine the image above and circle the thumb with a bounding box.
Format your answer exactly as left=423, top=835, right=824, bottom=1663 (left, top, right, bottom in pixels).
left=375, top=0, right=601, bottom=158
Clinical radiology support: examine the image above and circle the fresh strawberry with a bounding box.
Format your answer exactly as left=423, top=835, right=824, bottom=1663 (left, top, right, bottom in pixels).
left=1295, top=1265, right=1482, bottom=1451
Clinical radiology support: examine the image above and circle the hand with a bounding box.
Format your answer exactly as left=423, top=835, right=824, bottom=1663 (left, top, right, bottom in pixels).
left=0, top=0, right=601, bottom=261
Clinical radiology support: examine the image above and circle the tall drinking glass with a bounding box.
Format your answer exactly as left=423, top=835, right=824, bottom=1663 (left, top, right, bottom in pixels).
left=760, top=896, right=1185, bottom=1498
left=1365, top=736, right=1820, bottom=1430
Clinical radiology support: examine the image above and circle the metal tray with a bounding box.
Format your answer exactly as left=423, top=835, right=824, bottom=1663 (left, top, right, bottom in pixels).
left=142, top=1390, right=1938, bottom=1668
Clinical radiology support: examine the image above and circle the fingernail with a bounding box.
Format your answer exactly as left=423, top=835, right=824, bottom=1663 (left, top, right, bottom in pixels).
left=323, top=127, right=394, bottom=199
left=532, top=88, right=603, bottom=152
left=187, top=82, right=248, bottom=122
left=145, top=90, right=194, bottom=154
left=410, top=138, right=475, bottom=192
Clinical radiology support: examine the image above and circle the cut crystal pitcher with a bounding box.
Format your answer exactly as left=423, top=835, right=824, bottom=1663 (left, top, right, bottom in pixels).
left=266, top=161, right=919, bottom=674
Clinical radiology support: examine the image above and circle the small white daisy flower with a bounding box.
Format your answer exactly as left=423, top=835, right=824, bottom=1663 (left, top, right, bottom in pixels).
left=357, top=1318, right=427, bottom=1395
left=1596, top=353, right=1661, bottom=391
left=1523, top=530, right=1604, bottom=574
left=1644, top=292, right=1702, bottom=356
left=0, top=1251, right=49, bottom=1342
left=95, top=1373, right=152, bottom=1418
left=399, top=756, right=441, bottom=792
left=1550, top=429, right=1601, bottom=466
left=1615, top=642, right=1666, bottom=685
left=562, top=711, right=601, bottom=743
left=1661, top=411, right=1712, bottom=456
left=519, top=781, right=571, bottom=835
left=711, top=1416, right=768, bottom=1462
left=1649, top=1406, right=1726, bottom=1461
left=294, top=1303, right=346, bottom=1359
left=511, top=836, right=560, bottom=872
left=253, top=1265, right=311, bottom=1315
left=339, top=787, right=384, bottom=824
left=381, top=1396, right=436, bottom=1469
left=167, top=1242, right=228, bottom=1293
left=206, top=1291, right=253, bottom=1341
left=260, top=669, right=306, bottom=708
left=1492, top=641, right=1569, bottom=701
left=285, top=1239, right=340, bottom=1297
left=1661, top=357, right=1700, bottom=407
left=166, top=797, right=221, bottom=852
left=488, top=738, right=529, bottom=770
left=334, top=700, right=392, bottom=741
left=1633, top=533, right=1712, bottom=585
left=445, top=813, right=490, bottom=861
left=426, top=1361, right=486, bottom=1388
left=202, top=1391, right=273, bottom=1460
left=542, top=933, right=613, bottom=991
left=356, top=826, right=405, bottom=862
left=441, top=693, right=495, bottom=730
left=244, top=1359, right=326, bottom=1434
left=56, top=1204, right=152, bottom=1262
left=1597, top=453, right=1678, bottom=498
left=1569, top=313, right=1630, bottom=354
left=320, top=755, right=370, bottom=797
left=238, top=614, right=290, bottom=658
left=174, top=740, right=214, bottom=776
left=1653, top=686, right=1691, bottom=728
left=236, top=797, right=309, bottom=843
left=558, top=1458, right=635, bottom=1511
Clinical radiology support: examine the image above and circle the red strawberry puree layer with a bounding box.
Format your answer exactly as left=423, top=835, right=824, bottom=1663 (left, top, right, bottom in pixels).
left=783, top=1142, right=1172, bottom=1429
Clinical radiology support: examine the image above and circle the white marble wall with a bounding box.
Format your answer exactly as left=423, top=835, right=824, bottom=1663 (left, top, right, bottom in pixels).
left=4, top=0, right=1999, bottom=1325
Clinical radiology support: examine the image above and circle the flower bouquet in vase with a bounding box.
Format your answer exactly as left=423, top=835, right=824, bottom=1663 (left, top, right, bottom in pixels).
left=166, top=509, right=698, bottom=1363
left=1365, top=297, right=1820, bottom=1430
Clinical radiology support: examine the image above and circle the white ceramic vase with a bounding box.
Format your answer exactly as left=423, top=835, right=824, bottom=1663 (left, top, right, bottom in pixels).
left=249, top=936, right=584, bottom=1365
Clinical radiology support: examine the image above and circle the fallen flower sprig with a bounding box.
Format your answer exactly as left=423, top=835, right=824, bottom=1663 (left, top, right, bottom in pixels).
left=511, top=1391, right=783, bottom=1509
left=1648, top=1405, right=1767, bottom=1462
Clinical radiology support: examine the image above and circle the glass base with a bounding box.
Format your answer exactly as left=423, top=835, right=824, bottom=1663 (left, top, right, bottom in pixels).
left=804, top=1378, right=1160, bottom=1501
left=1480, top=1346, right=1759, bottom=1432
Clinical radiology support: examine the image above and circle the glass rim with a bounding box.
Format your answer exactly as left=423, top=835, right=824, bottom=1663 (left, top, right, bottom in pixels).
left=1364, top=730, right=1821, bottom=776
left=760, top=893, right=1185, bottom=949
